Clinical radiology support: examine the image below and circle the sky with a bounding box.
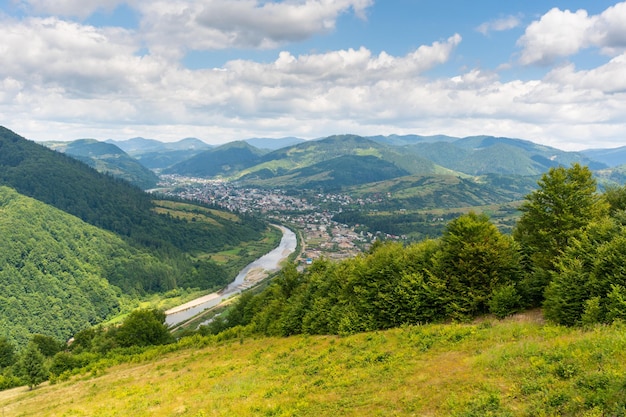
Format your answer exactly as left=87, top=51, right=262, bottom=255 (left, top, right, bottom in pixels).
left=1, top=1, right=625, bottom=150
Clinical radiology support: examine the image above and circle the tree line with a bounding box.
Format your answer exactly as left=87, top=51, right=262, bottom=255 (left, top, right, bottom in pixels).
left=0, top=309, right=172, bottom=390
left=203, top=163, right=626, bottom=336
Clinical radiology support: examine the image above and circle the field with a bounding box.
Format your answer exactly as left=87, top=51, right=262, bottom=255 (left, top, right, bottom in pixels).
left=3, top=311, right=626, bottom=416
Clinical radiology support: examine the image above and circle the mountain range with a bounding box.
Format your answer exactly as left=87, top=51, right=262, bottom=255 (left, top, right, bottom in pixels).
left=40, top=133, right=626, bottom=195
left=159, top=134, right=617, bottom=190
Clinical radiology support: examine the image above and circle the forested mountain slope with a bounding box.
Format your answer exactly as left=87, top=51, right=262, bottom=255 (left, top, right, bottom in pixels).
left=401, top=135, right=605, bottom=176
left=164, top=141, right=267, bottom=177
left=239, top=154, right=411, bottom=190
left=0, top=127, right=267, bottom=254
left=0, top=127, right=271, bottom=345
left=43, top=139, right=159, bottom=189
left=0, top=186, right=156, bottom=346
left=108, top=137, right=212, bottom=170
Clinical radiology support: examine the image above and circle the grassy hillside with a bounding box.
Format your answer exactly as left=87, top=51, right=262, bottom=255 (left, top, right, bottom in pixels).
left=221, top=135, right=445, bottom=189
left=330, top=174, right=537, bottom=237
left=3, top=313, right=626, bottom=416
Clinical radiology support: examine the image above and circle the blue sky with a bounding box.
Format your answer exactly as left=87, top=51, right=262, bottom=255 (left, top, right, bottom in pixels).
left=1, top=0, right=625, bottom=150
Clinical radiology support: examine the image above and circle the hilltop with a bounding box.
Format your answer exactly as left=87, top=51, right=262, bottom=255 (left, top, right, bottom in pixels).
left=43, top=139, right=159, bottom=189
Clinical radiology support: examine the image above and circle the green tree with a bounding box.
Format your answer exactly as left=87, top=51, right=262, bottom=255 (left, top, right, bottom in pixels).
left=433, top=212, right=522, bottom=319
left=543, top=218, right=626, bottom=326
left=18, top=342, right=48, bottom=390
left=115, top=309, right=173, bottom=348
left=0, top=337, right=16, bottom=369
left=514, top=163, right=607, bottom=304
left=603, top=184, right=626, bottom=218
left=31, top=334, right=65, bottom=357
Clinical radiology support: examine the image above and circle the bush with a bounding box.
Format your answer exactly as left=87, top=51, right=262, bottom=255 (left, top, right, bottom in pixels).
left=489, top=285, right=521, bottom=319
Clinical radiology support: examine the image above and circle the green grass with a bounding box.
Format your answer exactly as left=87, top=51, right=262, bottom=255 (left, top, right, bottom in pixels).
left=4, top=311, right=626, bottom=416
left=208, top=226, right=282, bottom=266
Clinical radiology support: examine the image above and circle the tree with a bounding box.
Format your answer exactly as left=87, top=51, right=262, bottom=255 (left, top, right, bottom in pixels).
left=18, top=342, right=48, bottom=390
left=31, top=334, right=65, bottom=357
left=514, top=163, right=607, bottom=304
left=603, top=184, right=626, bottom=225
left=115, top=309, right=173, bottom=348
left=0, top=337, right=16, bottom=369
left=434, top=212, right=522, bottom=319
left=603, top=184, right=626, bottom=216
left=543, top=218, right=625, bottom=326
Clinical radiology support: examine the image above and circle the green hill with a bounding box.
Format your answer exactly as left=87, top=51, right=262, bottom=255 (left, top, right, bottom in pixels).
left=0, top=127, right=267, bottom=254
left=239, top=154, right=411, bottom=190
left=403, top=135, right=605, bottom=176
left=595, top=164, right=626, bottom=186
left=108, top=137, right=212, bottom=170
left=0, top=127, right=274, bottom=345
left=164, top=141, right=267, bottom=177
left=4, top=315, right=626, bottom=416
left=44, top=139, right=160, bottom=189
left=330, top=174, right=537, bottom=238
left=232, top=135, right=447, bottom=190
left=0, top=186, right=142, bottom=346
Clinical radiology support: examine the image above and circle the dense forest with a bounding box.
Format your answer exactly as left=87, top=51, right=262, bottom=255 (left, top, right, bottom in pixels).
left=0, top=127, right=267, bottom=254
left=0, top=187, right=234, bottom=347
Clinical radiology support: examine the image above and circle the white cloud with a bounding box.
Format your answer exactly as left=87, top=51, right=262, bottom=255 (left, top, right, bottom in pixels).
left=517, top=8, right=594, bottom=65
left=476, top=15, right=521, bottom=36
left=517, top=2, right=626, bottom=65
left=2, top=4, right=626, bottom=150
left=195, top=0, right=373, bottom=45
left=135, top=0, right=373, bottom=57
left=0, top=16, right=164, bottom=97
left=13, top=0, right=374, bottom=55
left=590, top=1, right=626, bottom=54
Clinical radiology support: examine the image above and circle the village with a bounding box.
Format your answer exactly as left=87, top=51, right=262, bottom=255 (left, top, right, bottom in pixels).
left=155, top=175, right=403, bottom=264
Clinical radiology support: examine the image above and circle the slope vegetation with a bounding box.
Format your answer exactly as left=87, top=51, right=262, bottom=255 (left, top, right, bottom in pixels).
left=0, top=187, right=146, bottom=345
left=164, top=141, right=267, bottom=177
left=0, top=127, right=273, bottom=346
left=0, top=127, right=267, bottom=255
left=402, top=135, right=604, bottom=176
left=4, top=316, right=626, bottom=416
left=44, top=139, right=159, bottom=189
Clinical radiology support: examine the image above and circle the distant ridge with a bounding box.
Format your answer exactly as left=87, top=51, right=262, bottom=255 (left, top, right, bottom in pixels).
left=164, top=141, right=267, bottom=177
left=581, top=145, right=626, bottom=167
left=43, top=139, right=160, bottom=189
left=106, top=137, right=211, bottom=154
left=244, top=136, right=306, bottom=150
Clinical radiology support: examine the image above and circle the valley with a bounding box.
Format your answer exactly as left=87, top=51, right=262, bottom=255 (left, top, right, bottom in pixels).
left=3, top=126, right=626, bottom=415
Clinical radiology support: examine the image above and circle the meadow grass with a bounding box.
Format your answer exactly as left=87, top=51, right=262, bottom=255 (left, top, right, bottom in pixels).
left=3, top=313, right=626, bottom=416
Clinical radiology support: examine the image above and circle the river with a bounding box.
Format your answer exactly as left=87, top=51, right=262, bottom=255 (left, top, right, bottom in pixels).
left=165, top=225, right=297, bottom=327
